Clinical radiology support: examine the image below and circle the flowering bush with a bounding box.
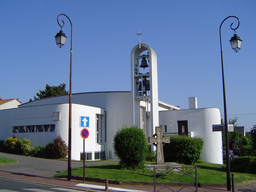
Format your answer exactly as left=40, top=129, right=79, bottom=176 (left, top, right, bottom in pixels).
left=44, top=135, right=68, bottom=159
left=5, top=136, right=18, bottom=153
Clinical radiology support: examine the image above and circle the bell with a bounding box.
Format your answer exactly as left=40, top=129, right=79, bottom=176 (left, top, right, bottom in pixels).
left=138, top=84, right=142, bottom=91
left=145, top=80, right=150, bottom=91
left=143, top=78, right=150, bottom=91
left=140, top=57, right=149, bottom=69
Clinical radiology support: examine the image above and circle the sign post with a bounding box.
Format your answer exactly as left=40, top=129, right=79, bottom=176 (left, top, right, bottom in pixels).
left=81, top=128, right=89, bottom=183
left=83, top=138, right=85, bottom=183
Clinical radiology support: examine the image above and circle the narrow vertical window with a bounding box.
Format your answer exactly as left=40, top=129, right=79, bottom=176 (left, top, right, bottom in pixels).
left=96, top=114, right=104, bottom=144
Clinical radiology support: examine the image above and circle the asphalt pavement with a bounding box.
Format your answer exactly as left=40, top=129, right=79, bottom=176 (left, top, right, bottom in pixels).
left=0, top=152, right=256, bottom=192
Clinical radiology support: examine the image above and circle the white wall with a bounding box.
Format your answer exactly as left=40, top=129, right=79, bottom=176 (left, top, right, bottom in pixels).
left=1, top=92, right=133, bottom=160
left=0, top=99, right=21, bottom=110
left=71, top=104, right=105, bottom=160
left=1, top=92, right=222, bottom=163
left=0, top=105, right=59, bottom=145
left=0, top=103, right=105, bottom=161
left=159, top=108, right=223, bottom=164
left=68, top=92, right=133, bottom=159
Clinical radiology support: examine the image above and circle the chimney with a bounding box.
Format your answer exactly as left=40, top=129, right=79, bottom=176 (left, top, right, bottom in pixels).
left=189, top=97, right=197, bottom=109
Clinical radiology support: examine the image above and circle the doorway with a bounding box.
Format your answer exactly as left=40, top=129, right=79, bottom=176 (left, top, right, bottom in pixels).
left=178, top=121, right=188, bottom=136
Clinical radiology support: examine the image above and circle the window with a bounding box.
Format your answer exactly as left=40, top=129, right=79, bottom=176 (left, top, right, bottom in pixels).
left=80, top=152, right=92, bottom=160
left=12, top=124, right=55, bottom=133
left=100, top=151, right=105, bottom=160
left=26, top=126, right=35, bottom=133
left=12, top=127, right=18, bottom=133
left=96, top=114, right=104, bottom=144
left=44, top=125, right=50, bottom=132
left=94, top=151, right=105, bottom=160
left=36, top=125, right=43, bottom=132
left=13, top=126, right=27, bottom=133
left=18, top=126, right=25, bottom=133
left=86, top=153, right=92, bottom=160
left=50, top=124, right=55, bottom=132
left=95, top=152, right=100, bottom=160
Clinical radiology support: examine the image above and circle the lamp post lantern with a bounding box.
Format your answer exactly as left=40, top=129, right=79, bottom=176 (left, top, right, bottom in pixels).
left=219, top=15, right=242, bottom=191
left=55, top=13, right=73, bottom=181
left=55, top=30, right=67, bottom=48
left=230, top=33, right=242, bottom=53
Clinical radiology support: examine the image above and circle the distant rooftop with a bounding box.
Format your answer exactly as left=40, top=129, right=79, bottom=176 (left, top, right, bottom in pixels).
left=0, top=98, right=22, bottom=105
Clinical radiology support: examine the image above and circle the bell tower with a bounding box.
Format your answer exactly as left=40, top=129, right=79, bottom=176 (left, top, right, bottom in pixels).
left=131, top=42, right=159, bottom=138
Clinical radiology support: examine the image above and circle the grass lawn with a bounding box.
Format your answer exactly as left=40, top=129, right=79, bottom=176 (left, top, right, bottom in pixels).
left=0, top=157, right=16, bottom=164
left=54, top=161, right=256, bottom=184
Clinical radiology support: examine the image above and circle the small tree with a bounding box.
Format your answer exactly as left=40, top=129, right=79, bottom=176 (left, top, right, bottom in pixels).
left=34, top=83, right=68, bottom=100
left=113, top=126, right=148, bottom=169
left=44, top=135, right=68, bottom=159
left=222, top=116, right=238, bottom=148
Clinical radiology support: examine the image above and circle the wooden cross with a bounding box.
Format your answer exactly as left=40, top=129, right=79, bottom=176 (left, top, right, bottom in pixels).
left=148, top=126, right=170, bottom=164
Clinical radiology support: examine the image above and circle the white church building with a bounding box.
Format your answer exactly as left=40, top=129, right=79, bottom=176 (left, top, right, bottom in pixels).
left=0, top=43, right=223, bottom=164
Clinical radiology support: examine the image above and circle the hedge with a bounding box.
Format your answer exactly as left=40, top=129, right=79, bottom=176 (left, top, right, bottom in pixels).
left=164, top=135, right=204, bottom=165
left=230, top=156, right=256, bottom=174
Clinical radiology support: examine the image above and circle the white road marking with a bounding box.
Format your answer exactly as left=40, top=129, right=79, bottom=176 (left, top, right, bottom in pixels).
left=76, top=183, right=148, bottom=192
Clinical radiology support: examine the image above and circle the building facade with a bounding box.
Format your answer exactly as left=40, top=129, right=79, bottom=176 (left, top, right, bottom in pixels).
left=0, top=43, right=223, bottom=164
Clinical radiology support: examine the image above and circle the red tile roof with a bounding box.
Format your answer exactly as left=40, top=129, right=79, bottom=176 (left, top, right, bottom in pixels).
left=0, top=99, right=22, bottom=105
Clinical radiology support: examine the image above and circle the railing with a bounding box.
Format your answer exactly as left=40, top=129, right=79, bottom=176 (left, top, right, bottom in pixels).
left=153, top=166, right=198, bottom=192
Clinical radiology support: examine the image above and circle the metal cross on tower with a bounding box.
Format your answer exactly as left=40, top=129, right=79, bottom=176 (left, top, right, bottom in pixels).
left=136, top=30, right=143, bottom=48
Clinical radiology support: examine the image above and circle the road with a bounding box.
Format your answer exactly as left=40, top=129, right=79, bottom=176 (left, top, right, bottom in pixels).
left=1, top=152, right=256, bottom=192
left=0, top=152, right=118, bottom=177
left=0, top=177, right=87, bottom=192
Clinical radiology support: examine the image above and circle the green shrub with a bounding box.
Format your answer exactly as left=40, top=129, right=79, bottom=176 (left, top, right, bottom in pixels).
left=4, top=137, right=33, bottom=155
left=113, top=126, right=148, bottom=169
left=164, top=135, right=204, bottom=165
left=44, top=142, right=54, bottom=158
left=231, top=156, right=256, bottom=174
left=5, top=136, right=18, bottom=154
left=32, top=144, right=45, bottom=157
left=145, top=148, right=156, bottom=162
left=16, top=138, right=33, bottom=156
left=3, top=136, right=67, bottom=159
left=0, top=141, right=4, bottom=152
left=44, top=135, right=68, bottom=159
left=240, top=146, right=256, bottom=156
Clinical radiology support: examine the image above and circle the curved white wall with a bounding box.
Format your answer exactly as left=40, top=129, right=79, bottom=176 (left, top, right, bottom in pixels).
left=159, top=108, right=223, bottom=164
left=0, top=102, right=105, bottom=161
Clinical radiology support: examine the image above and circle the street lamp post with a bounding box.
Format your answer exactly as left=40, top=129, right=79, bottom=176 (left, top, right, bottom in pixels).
left=219, top=15, right=242, bottom=191
left=55, top=13, right=73, bottom=181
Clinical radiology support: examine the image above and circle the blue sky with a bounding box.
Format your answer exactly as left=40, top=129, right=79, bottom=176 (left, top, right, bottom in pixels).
left=1, top=1, right=256, bottom=132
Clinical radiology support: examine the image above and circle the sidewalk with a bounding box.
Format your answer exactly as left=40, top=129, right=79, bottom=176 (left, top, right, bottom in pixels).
left=0, top=152, right=255, bottom=192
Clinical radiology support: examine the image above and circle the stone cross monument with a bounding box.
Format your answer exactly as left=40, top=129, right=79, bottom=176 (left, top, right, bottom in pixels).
left=148, top=126, right=170, bottom=164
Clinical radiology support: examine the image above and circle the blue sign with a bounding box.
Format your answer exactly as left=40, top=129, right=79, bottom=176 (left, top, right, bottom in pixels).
left=81, top=116, right=89, bottom=127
